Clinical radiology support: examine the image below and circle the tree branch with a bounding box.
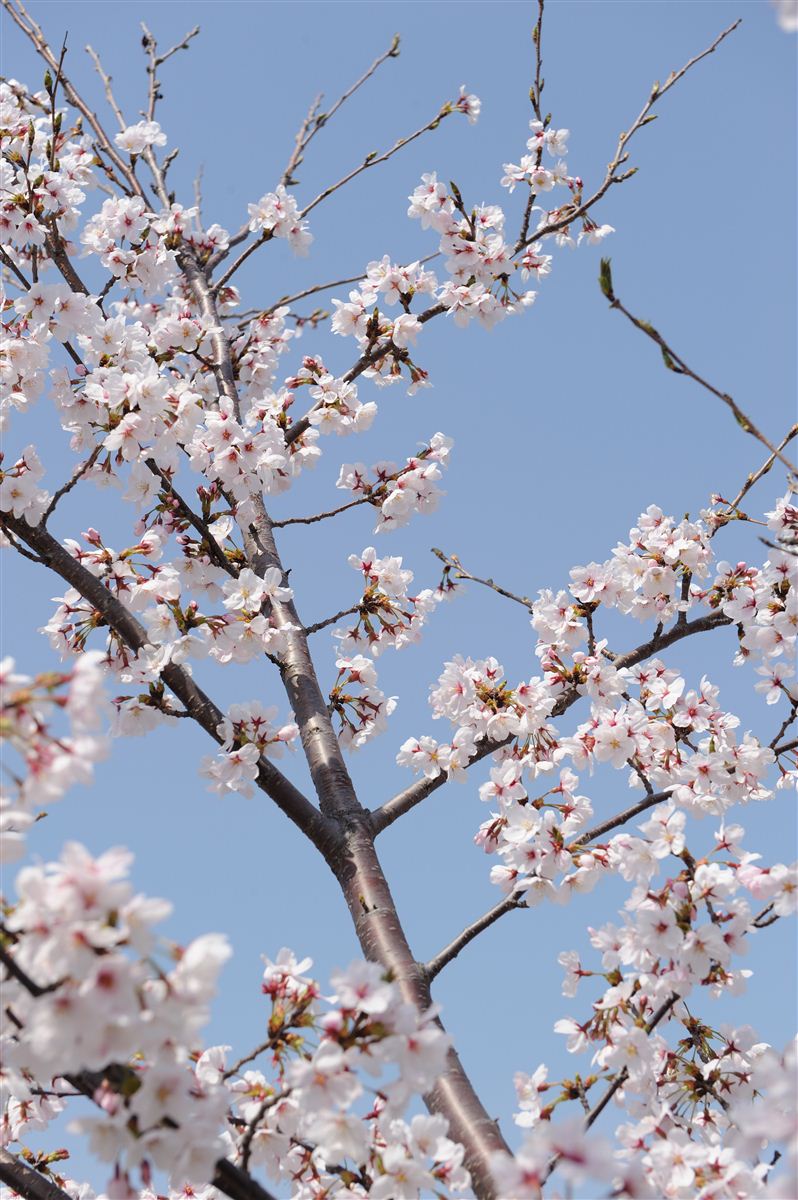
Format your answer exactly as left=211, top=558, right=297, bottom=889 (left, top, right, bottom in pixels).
left=599, top=265, right=796, bottom=472
left=372, top=614, right=729, bottom=836
left=2, top=0, right=145, bottom=199
left=711, top=423, right=798, bottom=537
left=518, top=20, right=741, bottom=254
left=0, top=512, right=332, bottom=854
left=43, top=446, right=102, bottom=521
left=432, top=548, right=534, bottom=612
left=425, top=894, right=527, bottom=982
left=568, top=788, right=674, bottom=849
left=0, top=1149, right=74, bottom=1200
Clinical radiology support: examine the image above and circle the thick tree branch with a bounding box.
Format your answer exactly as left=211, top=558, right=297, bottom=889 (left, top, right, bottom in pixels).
left=0, top=1149, right=73, bottom=1200
left=177, top=250, right=513, bottom=1199
left=0, top=512, right=332, bottom=853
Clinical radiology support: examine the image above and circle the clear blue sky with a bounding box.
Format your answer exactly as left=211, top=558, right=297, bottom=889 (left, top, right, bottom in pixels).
left=2, top=1, right=796, bottom=1195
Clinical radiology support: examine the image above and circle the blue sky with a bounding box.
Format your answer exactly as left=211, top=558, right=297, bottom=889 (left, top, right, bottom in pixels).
left=2, top=1, right=796, bottom=1195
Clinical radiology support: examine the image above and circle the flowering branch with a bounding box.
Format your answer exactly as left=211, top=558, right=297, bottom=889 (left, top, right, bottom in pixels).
left=0, top=512, right=332, bottom=852
left=517, top=19, right=741, bottom=254
left=1, top=0, right=145, bottom=199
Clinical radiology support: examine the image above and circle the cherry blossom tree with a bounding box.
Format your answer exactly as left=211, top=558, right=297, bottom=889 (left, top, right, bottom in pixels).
left=1, top=3, right=796, bottom=1200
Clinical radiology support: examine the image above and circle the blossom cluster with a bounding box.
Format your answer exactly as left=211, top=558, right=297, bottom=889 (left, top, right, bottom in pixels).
left=491, top=812, right=797, bottom=1198
left=337, top=432, right=453, bottom=533
left=1, top=841, right=469, bottom=1199
left=0, top=653, right=109, bottom=863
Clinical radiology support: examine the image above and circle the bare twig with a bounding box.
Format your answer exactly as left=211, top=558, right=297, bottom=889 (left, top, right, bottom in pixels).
left=43, top=445, right=102, bottom=521
left=299, top=101, right=459, bottom=220
left=425, top=894, right=527, bottom=981
left=711, top=424, right=798, bottom=537
left=432, top=548, right=534, bottom=612
left=305, top=605, right=361, bottom=636
left=272, top=495, right=372, bottom=528
left=85, top=42, right=127, bottom=130
left=283, top=34, right=401, bottom=189
left=599, top=262, right=796, bottom=472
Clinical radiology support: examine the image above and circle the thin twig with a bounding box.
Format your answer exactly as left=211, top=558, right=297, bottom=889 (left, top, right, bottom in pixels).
left=300, top=101, right=458, bottom=220
left=711, top=424, right=798, bottom=537
left=305, top=605, right=361, bottom=636
left=283, top=34, right=401, bottom=189
left=85, top=43, right=127, bottom=130
left=425, top=894, right=527, bottom=981
left=432, top=548, right=534, bottom=612
left=600, top=265, right=796, bottom=473
left=44, top=445, right=102, bottom=521
left=516, top=0, right=546, bottom=248
left=272, top=495, right=372, bottom=528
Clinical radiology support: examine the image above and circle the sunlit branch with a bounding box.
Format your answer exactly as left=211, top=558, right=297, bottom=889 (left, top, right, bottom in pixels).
left=425, top=894, right=527, bottom=982
left=599, top=265, right=796, bottom=473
